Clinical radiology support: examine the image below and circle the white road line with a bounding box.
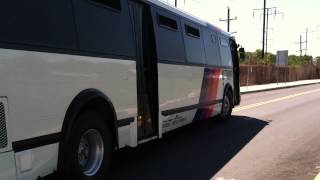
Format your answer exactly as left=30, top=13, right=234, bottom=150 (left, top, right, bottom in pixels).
left=213, top=177, right=236, bottom=180
left=234, top=89, right=320, bottom=112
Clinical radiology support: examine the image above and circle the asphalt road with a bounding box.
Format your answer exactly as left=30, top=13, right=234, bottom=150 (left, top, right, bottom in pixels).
left=108, top=84, right=320, bottom=180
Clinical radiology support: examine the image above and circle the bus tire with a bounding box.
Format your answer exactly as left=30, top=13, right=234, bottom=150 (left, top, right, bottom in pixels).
left=64, top=110, right=113, bottom=180
left=219, top=90, right=233, bottom=121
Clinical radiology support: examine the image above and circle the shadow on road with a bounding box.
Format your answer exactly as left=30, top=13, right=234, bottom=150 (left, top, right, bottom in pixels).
left=107, top=116, right=269, bottom=180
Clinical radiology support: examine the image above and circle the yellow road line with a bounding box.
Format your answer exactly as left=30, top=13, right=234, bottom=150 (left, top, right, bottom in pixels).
left=315, top=172, right=320, bottom=180
left=234, top=89, right=320, bottom=112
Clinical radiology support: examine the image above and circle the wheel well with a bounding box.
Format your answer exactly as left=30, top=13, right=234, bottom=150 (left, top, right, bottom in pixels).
left=83, top=98, right=117, bottom=145
left=58, top=89, right=118, bottom=172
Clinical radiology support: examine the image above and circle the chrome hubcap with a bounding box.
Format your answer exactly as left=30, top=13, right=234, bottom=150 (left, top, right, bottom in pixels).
left=78, top=129, right=104, bottom=176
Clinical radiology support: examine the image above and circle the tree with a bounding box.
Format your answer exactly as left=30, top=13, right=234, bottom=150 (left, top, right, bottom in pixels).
left=240, top=49, right=275, bottom=65
left=288, top=55, right=312, bottom=67
left=240, top=50, right=313, bottom=67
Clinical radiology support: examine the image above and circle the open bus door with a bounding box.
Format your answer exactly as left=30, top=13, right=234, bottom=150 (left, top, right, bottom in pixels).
left=230, top=39, right=241, bottom=105
left=129, top=2, right=159, bottom=140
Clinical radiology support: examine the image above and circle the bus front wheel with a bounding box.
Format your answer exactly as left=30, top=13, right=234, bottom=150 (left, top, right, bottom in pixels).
left=220, top=90, right=233, bottom=121
left=64, top=110, right=113, bottom=180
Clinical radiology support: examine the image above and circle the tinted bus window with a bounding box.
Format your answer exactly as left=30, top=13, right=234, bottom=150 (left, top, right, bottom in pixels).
left=158, top=15, right=178, bottom=31
left=185, top=25, right=200, bottom=38
left=151, top=8, right=186, bottom=63
left=91, top=0, right=121, bottom=10
left=182, top=20, right=206, bottom=65
left=72, top=0, right=136, bottom=57
left=0, top=0, right=77, bottom=49
left=220, top=37, right=233, bottom=67
left=203, top=30, right=221, bottom=66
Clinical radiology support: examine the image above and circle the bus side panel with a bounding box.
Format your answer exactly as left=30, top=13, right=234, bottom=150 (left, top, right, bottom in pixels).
left=0, top=49, right=138, bottom=142
left=159, top=65, right=225, bottom=133
left=15, top=144, right=59, bottom=179
left=192, top=67, right=224, bottom=121
left=158, top=63, right=203, bottom=133
left=0, top=49, right=138, bottom=178
left=151, top=6, right=225, bottom=133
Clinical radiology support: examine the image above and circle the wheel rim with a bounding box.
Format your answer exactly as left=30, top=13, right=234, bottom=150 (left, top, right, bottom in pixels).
left=223, top=95, right=230, bottom=115
left=78, top=129, right=104, bottom=176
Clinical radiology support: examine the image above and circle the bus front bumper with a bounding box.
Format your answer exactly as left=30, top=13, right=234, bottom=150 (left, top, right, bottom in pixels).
left=0, top=151, right=17, bottom=180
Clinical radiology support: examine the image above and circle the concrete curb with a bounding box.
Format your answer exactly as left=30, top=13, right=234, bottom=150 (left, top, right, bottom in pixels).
left=240, top=82, right=320, bottom=95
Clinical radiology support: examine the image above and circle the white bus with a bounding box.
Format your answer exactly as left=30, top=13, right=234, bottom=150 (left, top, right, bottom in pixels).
left=0, top=0, right=242, bottom=179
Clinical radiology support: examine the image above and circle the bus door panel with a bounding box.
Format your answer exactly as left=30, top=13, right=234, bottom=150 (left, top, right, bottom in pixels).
left=230, top=39, right=241, bottom=105
left=150, top=8, right=203, bottom=133
left=157, top=64, right=203, bottom=133
left=129, top=2, right=158, bottom=140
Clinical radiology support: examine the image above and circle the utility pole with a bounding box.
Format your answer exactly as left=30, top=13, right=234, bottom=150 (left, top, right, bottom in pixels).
left=299, top=35, right=303, bottom=56
left=296, top=35, right=305, bottom=57
left=174, top=0, right=186, bottom=7
left=265, top=8, right=269, bottom=56
left=254, top=5, right=280, bottom=58
left=262, top=0, right=266, bottom=58
left=300, top=35, right=303, bottom=57
left=253, top=0, right=267, bottom=58
left=265, top=8, right=281, bottom=56
left=299, top=27, right=320, bottom=56
left=219, top=7, right=237, bottom=32
left=305, top=28, right=308, bottom=55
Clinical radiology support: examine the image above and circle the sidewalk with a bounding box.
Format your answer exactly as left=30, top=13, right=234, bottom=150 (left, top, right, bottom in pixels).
left=240, top=79, right=320, bottom=94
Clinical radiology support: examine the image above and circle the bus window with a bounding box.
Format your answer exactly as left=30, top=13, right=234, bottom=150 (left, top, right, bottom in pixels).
left=182, top=20, right=206, bottom=65
left=220, top=37, right=233, bottom=67
left=72, top=0, right=136, bottom=58
left=203, top=30, right=221, bottom=66
left=90, top=0, right=121, bottom=10
left=158, top=15, right=178, bottom=31
left=151, top=8, right=186, bottom=63
left=185, top=25, right=200, bottom=38
left=0, top=0, right=77, bottom=49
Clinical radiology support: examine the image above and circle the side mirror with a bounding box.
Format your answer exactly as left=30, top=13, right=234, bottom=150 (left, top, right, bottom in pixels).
left=239, top=48, right=245, bottom=60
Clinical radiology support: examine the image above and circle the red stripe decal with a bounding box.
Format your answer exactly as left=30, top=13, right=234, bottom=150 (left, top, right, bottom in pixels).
left=205, top=68, right=221, bottom=119
left=203, top=69, right=215, bottom=119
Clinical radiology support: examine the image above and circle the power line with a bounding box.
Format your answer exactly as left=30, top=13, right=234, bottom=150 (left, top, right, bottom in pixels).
left=219, top=7, right=237, bottom=32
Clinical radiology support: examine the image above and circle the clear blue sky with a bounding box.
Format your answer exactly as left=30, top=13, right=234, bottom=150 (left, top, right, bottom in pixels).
left=161, top=0, right=320, bottom=57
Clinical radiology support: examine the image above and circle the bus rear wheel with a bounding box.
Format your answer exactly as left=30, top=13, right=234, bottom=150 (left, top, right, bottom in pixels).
left=65, top=110, right=113, bottom=180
